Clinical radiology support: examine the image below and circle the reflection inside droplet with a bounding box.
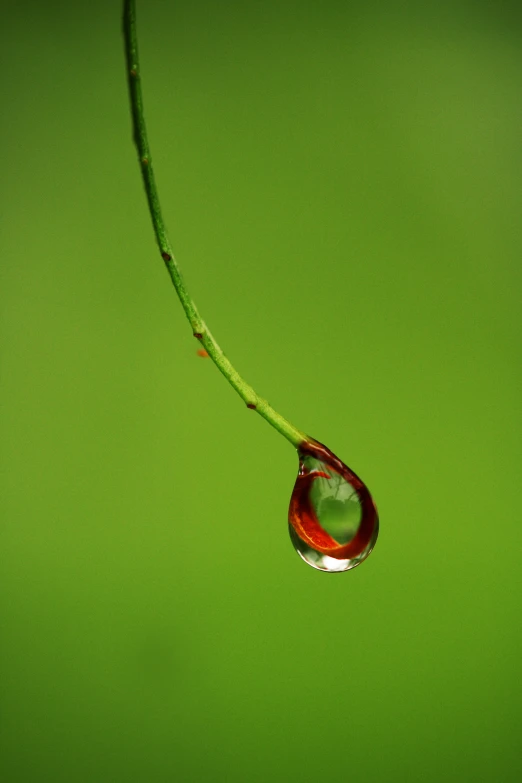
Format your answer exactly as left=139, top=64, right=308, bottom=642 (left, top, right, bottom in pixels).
left=288, top=439, right=379, bottom=573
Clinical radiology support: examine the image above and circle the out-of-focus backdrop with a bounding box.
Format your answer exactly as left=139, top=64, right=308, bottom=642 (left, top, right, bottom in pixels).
left=1, top=1, right=521, bottom=781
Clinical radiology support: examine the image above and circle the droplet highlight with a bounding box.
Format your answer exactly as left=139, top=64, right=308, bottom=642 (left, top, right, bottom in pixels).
left=289, top=439, right=378, bottom=573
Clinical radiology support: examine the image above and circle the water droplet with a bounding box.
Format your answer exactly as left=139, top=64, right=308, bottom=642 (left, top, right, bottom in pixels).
left=289, top=439, right=379, bottom=572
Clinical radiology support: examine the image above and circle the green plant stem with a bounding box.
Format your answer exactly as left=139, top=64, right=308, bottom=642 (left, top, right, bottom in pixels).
left=123, top=0, right=307, bottom=449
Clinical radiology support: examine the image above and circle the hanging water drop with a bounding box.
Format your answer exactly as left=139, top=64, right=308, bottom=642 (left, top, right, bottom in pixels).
left=289, top=439, right=379, bottom=572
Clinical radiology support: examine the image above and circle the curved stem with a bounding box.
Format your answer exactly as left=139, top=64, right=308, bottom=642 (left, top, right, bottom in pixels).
left=123, top=0, right=306, bottom=449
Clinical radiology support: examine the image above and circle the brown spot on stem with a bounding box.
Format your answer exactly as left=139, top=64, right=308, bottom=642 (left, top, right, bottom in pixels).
left=161, top=252, right=171, bottom=262
left=130, top=68, right=138, bottom=78
left=193, top=332, right=203, bottom=339
left=246, top=403, right=257, bottom=409
left=141, top=157, right=149, bottom=166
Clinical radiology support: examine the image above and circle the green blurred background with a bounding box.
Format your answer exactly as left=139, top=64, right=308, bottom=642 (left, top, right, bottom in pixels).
left=1, top=1, right=521, bottom=781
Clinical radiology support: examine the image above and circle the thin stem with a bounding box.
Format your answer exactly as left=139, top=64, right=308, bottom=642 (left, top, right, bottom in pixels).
left=123, top=0, right=307, bottom=449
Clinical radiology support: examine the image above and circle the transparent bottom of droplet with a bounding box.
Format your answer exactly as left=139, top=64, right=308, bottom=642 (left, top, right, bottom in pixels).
left=289, top=522, right=379, bottom=573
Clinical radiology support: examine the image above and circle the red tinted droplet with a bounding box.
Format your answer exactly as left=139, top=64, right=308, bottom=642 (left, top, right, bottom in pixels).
left=288, top=438, right=378, bottom=572
left=197, top=349, right=209, bottom=358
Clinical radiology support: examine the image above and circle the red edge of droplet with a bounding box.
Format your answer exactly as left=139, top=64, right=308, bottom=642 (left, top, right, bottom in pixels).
left=289, top=438, right=378, bottom=560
